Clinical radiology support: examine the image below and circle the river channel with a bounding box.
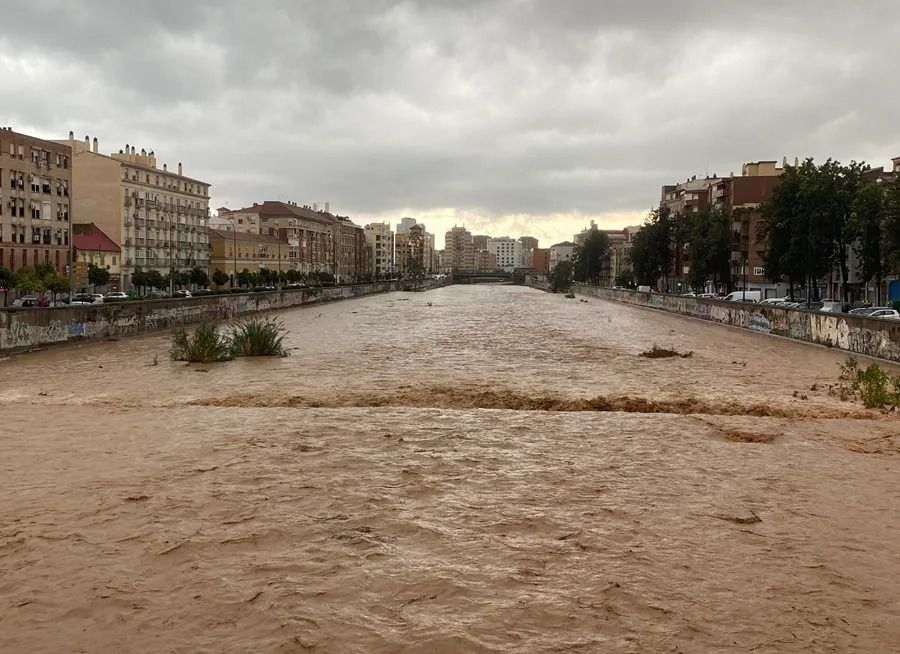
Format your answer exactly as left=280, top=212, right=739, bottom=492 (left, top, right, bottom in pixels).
left=1, top=284, right=899, bottom=653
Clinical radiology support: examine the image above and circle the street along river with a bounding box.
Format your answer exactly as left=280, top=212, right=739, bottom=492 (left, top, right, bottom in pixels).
left=1, top=284, right=899, bottom=652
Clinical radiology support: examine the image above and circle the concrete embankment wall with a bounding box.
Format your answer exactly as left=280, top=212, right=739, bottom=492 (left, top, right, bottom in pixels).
left=574, top=284, right=900, bottom=363
left=0, top=280, right=443, bottom=354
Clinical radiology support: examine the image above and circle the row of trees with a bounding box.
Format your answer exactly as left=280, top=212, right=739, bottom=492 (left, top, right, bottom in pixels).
left=131, top=266, right=210, bottom=295
left=0, top=264, right=72, bottom=305
left=762, top=159, right=900, bottom=304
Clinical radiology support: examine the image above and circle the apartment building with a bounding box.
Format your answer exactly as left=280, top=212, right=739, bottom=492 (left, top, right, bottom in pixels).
left=60, top=134, right=210, bottom=290
left=603, top=225, right=641, bottom=285
left=475, top=249, right=497, bottom=272
left=518, top=236, right=538, bottom=267
left=208, top=228, right=289, bottom=278
left=396, top=223, right=428, bottom=277
left=549, top=241, right=577, bottom=270
left=364, top=222, right=394, bottom=276
left=532, top=247, right=549, bottom=274
left=332, top=215, right=366, bottom=282
left=472, top=234, right=490, bottom=251
left=0, top=128, right=72, bottom=274
left=444, top=226, right=474, bottom=272
left=708, top=160, right=784, bottom=296
left=221, top=201, right=334, bottom=274
left=487, top=236, right=523, bottom=272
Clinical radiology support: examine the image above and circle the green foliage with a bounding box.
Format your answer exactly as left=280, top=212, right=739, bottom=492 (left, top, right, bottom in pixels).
left=630, top=206, right=674, bottom=287
left=572, top=230, right=610, bottom=284
left=45, top=274, right=71, bottom=296
left=236, top=268, right=257, bottom=288
left=834, top=356, right=900, bottom=409
left=230, top=317, right=289, bottom=357
left=14, top=268, right=47, bottom=294
left=87, top=263, right=110, bottom=289
left=190, top=267, right=210, bottom=288
left=685, top=207, right=731, bottom=291
left=550, top=260, right=573, bottom=292
left=0, top=267, right=16, bottom=305
left=884, top=175, right=900, bottom=272
left=284, top=269, right=302, bottom=283
left=171, top=322, right=234, bottom=363
left=212, top=269, right=230, bottom=287
left=614, top=269, right=635, bottom=288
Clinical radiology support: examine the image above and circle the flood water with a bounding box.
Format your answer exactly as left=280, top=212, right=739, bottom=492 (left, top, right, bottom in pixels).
left=1, top=284, right=899, bottom=653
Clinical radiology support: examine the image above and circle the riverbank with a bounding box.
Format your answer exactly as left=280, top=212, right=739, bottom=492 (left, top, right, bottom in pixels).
left=572, top=283, right=900, bottom=363
left=0, top=279, right=446, bottom=354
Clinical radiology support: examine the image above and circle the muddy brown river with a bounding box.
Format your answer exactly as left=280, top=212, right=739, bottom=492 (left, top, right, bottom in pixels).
left=1, top=285, right=899, bottom=653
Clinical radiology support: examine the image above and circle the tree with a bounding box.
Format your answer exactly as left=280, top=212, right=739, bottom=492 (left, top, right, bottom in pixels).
left=685, top=207, right=731, bottom=292
left=630, top=206, right=674, bottom=289
left=88, top=263, right=110, bottom=290
left=850, top=181, right=887, bottom=304
left=614, top=269, right=635, bottom=288
left=146, top=270, right=166, bottom=290
left=15, top=268, right=46, bottom=294
left=236, top=268, right=255, bottom=288
left=818, top=159, right=869, bottom=304
left=131, top=268, right=148, bottom=295
left=212, top=269, right=230, bottom=287
left=572, top=230, right=610, bottom=285
left=45, top=273, right=71, bottom=299
left=0, top=267, right=16, bottom=306
left=190, top=267, right=210, bottom=288
left=549, top=260, right=573, bottom=292
left=883, top=175, right=900, bottom=276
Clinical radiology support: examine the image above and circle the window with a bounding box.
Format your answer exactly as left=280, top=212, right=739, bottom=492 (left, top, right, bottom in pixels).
left=31, top=149, right=39, bottom=164
left=31, top=175, right=40, bottom=193
left=17, top=145, right=24, bottom=160
left=753, top=266, right=765, bottom=276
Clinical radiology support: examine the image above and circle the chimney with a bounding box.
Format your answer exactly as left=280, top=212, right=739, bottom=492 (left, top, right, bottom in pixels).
left=313, top=203, right=318, bottom=211
left=92, top=137, right=98, bottom=154
left=325, top=202, right=330, bottom=213
left=794, top=157, right=799, bottom=166
left=178, top=162, right=182, bottom=175
left=131, top=146, right=135, bottom=155
left=163, top=163, right=167, bottom=172
left=782, top=156, right=787, bottom=167
left=84, top=135, right=89, bottom=148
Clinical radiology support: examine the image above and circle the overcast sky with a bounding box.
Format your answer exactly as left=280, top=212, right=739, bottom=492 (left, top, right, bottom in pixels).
left=4, top=1, right=899, bottom=248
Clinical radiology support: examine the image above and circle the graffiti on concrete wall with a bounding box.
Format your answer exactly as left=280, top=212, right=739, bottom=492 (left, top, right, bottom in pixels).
left=572, top=284, right=900, bottom=363
left=0, top=280, right=441, bottom=353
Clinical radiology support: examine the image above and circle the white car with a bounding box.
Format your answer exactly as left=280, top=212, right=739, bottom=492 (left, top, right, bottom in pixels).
left=104, top=291, right=128, bottom=300
left=868, top=308, right=900, bottom=320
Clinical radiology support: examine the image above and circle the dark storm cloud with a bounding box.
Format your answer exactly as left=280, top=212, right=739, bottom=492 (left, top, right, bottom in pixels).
left=2, top=0, right=899, bottom=241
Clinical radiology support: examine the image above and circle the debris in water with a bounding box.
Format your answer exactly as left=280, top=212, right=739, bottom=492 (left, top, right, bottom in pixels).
left=712, top=511, right=762, bottom=525
left=639, top=345, right=694, bottom=359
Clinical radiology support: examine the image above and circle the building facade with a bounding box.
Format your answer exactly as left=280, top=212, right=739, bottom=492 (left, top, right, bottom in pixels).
left=532, top=248, right=550, bottom=274
left=474, top=249, right=497, bottom=272
left=549, top=241, right=577, bottom=270
left=61, top=134, right=210, bottom=290
left=333, top=215, right=366, bottom=282
left=487, top=236, right=523, bottom=272
left=0, top=128, right=72, bottom=274
left=708, top=161, right=784, bottom=296
left=518, top=236, right=538, bottom=267
left=72, top=222, right=120, bottom=290
left=365, top=222, right=394, bottom=277
left=444, top=226, right=474, bottom=272
left=396, top=223, right=428, bottom=277
left=208, top=228, right=289, bottom=278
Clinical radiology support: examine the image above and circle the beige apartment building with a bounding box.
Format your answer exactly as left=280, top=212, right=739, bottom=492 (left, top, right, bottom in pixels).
left=444, top=226, right=474, bottom=272
left=365, top=222, right=394, bottom=276
left=0, top=128, right=72, bottom=274
left=59, top=134, right=210, bottom=290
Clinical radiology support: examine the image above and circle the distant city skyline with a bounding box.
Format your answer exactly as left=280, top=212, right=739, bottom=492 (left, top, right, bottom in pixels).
left=4, top=2, right=900, bottom=249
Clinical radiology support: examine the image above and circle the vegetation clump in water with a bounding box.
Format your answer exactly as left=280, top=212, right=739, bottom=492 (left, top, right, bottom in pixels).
left=230, top=317, right=289, bottom=357
left=833, top=356, right=900, bottom=409
left=171, top=317, right=289, bottom=363
left=171, top=322, right=234, bottom=363
left=639, top=344, right=694, bottom=359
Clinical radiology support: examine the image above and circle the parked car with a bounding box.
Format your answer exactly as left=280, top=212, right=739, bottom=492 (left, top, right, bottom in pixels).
left=191, top=288, right=213, bottom=296
left=697, top=292, right=718, bottom=299
left=759, top=297, right=791, bottom=305
left=104, top=291, right=129, bottom=302
left=172, top=290, right=192, bottom=298
left=849, top=306, right=879, bottom=316
left=868, top=308, right=900, bottom=320
left=724, top=290, right=761, bottom=302
left=819, top=299, right=845, bottom=313
left=252, top=286, right=276, bottom=292
left=12, top=295, right=39, bottom=308
left=70, top=293, right=102, bottom=305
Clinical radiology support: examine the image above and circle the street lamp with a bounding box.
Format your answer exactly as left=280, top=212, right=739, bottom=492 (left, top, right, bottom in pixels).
left=222, top=216, right=238, bottom=287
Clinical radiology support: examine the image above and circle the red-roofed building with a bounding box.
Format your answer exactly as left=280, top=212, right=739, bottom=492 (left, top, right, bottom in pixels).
left=72, top=223, right=121, bottom=289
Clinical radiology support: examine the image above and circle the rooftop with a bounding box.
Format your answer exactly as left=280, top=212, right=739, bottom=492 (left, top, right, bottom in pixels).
left=72, top=223, right=120, bottom=253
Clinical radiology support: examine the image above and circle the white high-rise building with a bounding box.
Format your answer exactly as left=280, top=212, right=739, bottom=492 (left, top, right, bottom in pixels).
left=487, top=236, right=524, bottom=272
left=364, top=222, right=394, bottom=276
